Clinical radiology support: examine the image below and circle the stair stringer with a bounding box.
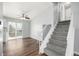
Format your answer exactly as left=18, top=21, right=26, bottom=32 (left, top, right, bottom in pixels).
left=65, top=19, right=75, bottom=56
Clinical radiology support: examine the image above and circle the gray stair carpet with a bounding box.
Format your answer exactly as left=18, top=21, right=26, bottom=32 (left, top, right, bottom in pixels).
left=44, top=20, right=70, bottom=56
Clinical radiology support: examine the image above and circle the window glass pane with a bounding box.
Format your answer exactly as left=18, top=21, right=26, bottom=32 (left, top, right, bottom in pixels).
left=9, top=22, right=16, bottom=37
left=16, top=23, right=22, bottom=30
left=16, top=23, right=22, bottom=36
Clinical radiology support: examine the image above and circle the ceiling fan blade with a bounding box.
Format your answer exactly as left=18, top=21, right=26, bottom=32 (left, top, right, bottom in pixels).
left=25, top=16, right=30, bottom=19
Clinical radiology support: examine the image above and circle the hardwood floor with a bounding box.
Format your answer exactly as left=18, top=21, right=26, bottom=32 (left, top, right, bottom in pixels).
left=3, top=38, right=79, bottom=56
left=3, top=38, right=39, bottom=56
left=74, top=53, right=79, bottom=56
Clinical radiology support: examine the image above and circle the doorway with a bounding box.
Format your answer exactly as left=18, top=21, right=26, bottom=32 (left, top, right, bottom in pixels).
left=59, top=2, right=71, bottom=21
left=8, top=22, right=23, bottom=40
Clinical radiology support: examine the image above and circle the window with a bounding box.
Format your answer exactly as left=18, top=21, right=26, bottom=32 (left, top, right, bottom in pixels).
left=8, top=22, right=23, bottom=40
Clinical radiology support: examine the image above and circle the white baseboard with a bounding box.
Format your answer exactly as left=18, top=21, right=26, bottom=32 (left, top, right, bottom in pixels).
left=74, top=51, right=79, bottom=55
left=8, top=36, right=23, bottom=40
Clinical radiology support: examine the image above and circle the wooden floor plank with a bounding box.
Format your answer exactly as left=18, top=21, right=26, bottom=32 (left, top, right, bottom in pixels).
left=3, top=38, right=39, bottom=56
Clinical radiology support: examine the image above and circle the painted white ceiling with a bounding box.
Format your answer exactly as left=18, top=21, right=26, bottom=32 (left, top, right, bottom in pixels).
left=3, top=2, right=53, bottom=19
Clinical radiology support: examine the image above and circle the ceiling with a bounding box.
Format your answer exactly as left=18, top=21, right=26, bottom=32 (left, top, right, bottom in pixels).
left=3, top=2, right=53, bottom=20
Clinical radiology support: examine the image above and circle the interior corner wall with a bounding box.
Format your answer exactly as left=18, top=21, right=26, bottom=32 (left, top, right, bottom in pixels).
left=31, top=4, right=59, bottom=41
left=71, top=2, right=79, bottom=54
left=30, top=7, right=53, bottom=40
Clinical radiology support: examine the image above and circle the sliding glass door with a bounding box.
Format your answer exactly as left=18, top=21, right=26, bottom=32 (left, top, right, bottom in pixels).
left=8, top=22, right=23, bottom=40
left=16, top=23, right=23, bottom=38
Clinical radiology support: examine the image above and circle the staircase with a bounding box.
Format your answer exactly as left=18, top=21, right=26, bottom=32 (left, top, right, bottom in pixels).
left=44, top=20, right=70, bottom=56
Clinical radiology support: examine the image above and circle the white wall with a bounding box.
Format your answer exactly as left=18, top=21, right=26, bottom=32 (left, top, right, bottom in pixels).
left=22, top=20, right=31, bottom=38
left=31, top=5, right=53, bottom=41
left=3, top=18, right=8, bottom=42
left=53, top=3, right=59, bottom=25
left=60, top=3, right=66, bottom=21
left=0, top=2, right=3, bottom=56
left=65, top=7, right=71, bottom=20
left=71, top=2, right=79, bottom=54
left=31, top=3, right=59, bottom=41
left=74, top=29, right=79, bottom=53
left=0, top=2, right=3, bottom=41
left=0, top=3, right=2, bottom=18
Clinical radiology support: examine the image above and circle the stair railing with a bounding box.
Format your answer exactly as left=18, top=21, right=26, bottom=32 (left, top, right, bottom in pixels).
left=39, top=22, right=58, bottom=54
left=38, top=25, right=51, bottom=46
left=38, top=25, right=48, bottom=41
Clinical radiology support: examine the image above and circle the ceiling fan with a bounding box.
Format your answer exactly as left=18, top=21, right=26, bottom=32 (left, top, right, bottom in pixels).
left=21, top=9, right=32, bottom=20
left=21, top=13, right=30, bottom=19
